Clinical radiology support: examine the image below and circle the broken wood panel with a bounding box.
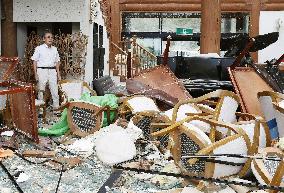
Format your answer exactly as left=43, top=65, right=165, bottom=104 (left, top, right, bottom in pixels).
left=228, top=67, right=274, bottom=116
left=0, top=81, right=39, bottom=143
left=22, top=150, right=56, bottom=158
left=126, top=66, right=192, bottom=104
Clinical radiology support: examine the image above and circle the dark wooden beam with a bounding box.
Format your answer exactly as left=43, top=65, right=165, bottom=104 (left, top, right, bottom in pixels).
left=200, top=0, right=221, bottom=54
left=1, top=0, right=17, bottom=57
left=120, top=3, right=251, bottom=12
left=263, top=3, right=284, bottom=11
left=249, top=0, right=261, bottom=62
left=120, top=0, right=201, bottom=4
left=120, top=0, right=248, bottom=4
left=120, top=4, right=201, bottom=11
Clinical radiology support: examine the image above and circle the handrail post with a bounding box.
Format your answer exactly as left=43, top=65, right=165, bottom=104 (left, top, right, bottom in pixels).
left=127, top=50, right=132, bottom=78
left=163, top=35, right=172, bottom=66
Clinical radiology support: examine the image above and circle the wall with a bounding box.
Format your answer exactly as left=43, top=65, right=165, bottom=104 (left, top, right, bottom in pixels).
left=13, top=0, right=110, bottom=83
left=16, top=23, right=27, bottom=58
left=259, top=11, right=284, bottom=63
left=13, top=0, right=84, bottom=23
left=0, top=1, right=1, bottom=55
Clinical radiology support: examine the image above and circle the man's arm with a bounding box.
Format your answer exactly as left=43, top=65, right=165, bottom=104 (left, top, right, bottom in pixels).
left=56, top=61, right=61, bottom=81
left=33, top=61, right=38, bottom=81
left=55, top=48, right=61, bottom=81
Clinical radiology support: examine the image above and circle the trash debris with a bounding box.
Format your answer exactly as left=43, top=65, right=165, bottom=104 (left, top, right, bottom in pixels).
left=0, top=131, right=14, bottom=137
left=16, top=173, right=29, bottom=183
left=22, top=150, right=56, bottom=158
left=0, top=149, right=14, bottom=160
left=95, top=125, right=136, bottom=165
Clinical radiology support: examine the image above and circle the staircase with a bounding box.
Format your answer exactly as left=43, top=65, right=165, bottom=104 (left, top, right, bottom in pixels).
left=110, top=36, right=158, bottom=82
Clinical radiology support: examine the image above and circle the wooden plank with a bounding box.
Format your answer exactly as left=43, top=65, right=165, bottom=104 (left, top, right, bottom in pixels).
left=22, top=150, right=56, bottom=158
left=200, top=0, right=221, bottom=54
left=120, top=0, right=201, bottom=4
left=263, top=3, right=284, bottom=11
left=228, top=67, right=273, bottom=116
left=120, top=3, right=251, bottom=12
left=120, top=4, right=201, bottom=11
left=120, top=0, right=248, bottom=4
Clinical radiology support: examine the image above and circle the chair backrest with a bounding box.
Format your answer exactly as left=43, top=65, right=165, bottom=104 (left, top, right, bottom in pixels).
left=93, top=76, right=115, bottom=96
left=126, top=96, right=160, bottom=114
left=273, top=102, right=284, bottom=138
left=60, top=80, right=93, bottom=101
left=171, top=125, right=212, bottom=176
left=214, top=91, right=240, bottom=135
left=258, top=91, right=284, bottom=139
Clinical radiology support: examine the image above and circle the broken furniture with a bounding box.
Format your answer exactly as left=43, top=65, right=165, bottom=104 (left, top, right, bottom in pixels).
left=66, top=101, right=106, bottom=137
left=0, top=80, right=38, bottom=142
left=126, top=65, right=191, bottom=107
left=120, top=90, right=242, bottom=152
left=92, top=75, right=127, bottom=96
left=59, top=80, right=97, bottom=103
left=251, top=147, right=284, bottom=192
left=0, top=57, right=19, bottom=127
left=0, top=57, right=19, bottom=81
left=151, top=116, right=252, bottom=178
left=228, top=39, right=275, bottom=117
left=258, top=91, right=284, bottom=140
left=273, top=101, right=284, bottom=138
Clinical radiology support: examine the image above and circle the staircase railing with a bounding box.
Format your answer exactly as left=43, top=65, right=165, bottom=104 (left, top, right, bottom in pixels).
left=110, top=35, right=158, bottom=81
left=110, top=42, right=129, bottom=82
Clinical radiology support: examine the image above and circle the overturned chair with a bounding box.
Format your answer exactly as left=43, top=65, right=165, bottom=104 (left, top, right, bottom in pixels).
left=118, top=90, right=243, bottom=156
left=151, top=112, right=271, bottom=178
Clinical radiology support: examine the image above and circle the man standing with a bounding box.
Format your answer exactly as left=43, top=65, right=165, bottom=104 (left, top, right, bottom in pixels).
left=31, top=31, right=61, bottom=113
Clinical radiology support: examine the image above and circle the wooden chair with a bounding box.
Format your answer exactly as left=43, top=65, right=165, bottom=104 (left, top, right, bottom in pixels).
left=120, top=90, right=241, bottom=154
left=251, top=147, right=284, bottom=193
left=151, top=116, right=252, bottom=178
left=273, top=102, right=284, bottom=138
left=59, top=80, right=97, bottom=104
left=63, top=101, right=110, bottom=138
left=258, top=91, right=284, bottom=140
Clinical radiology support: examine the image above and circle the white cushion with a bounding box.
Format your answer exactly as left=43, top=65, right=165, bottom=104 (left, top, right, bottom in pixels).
left=212, top=137, right=248, bottom=178
left=275, top=108, right=284, bottom=138
left=164, top=104, right=200, bottom=121
left=259, top=95, right=275, bottom=122
left=183, top=122, right=212, bottom=145
left=236, top=122, right=267, bottom=148
left=127, top=96, right=160, bottom=113
left=35, top=99, right=45, bottom=106
left=95, top=127, right=136, bottom=165
left=188, top=120, right=211, bottom=133
left=61, top=82, right=83, bottom=100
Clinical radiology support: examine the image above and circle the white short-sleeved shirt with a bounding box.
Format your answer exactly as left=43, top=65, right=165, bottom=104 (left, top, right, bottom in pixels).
left=31, top=44, right=60, bottom=67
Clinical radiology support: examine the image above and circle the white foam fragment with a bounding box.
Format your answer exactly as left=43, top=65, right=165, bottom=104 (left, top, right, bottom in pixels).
left=16, top=173, right=29, bottom=183
left=1, top=131, right=14, bottom=137
left=95, top=128, right=136, bottom=165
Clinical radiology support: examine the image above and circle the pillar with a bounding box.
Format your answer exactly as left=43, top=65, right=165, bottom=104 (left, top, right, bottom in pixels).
left=200, top=0, right=221, bottom=54
left=1, top=0, right=17, bottom=57
left=249, top=0, right=261, bottom=62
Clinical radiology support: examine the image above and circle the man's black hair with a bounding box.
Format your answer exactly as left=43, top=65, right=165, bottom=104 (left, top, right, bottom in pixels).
left=43, top=30, right=53, bottom=38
